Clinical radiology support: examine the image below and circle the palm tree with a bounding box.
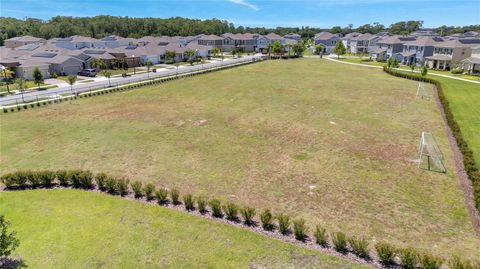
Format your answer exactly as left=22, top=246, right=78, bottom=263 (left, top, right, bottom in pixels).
left=185, top=50, right=196, bottom=66
left=1, top=68, right=15, bottom=93
left=212, top=47, right=221, bottom=58
left=145, top=60, right=153, bottom=78
left=91, top=59, right=106, bottom=70
left=166, top=51, right=177, bottom=64
left=67, top=75, right=77, bottom=94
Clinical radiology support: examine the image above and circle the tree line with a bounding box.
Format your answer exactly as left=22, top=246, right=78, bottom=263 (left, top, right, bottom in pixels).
left=1, top=16, right=479, bottom=46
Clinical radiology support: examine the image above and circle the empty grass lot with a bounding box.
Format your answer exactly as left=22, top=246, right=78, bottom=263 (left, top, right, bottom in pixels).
left=0, top=189, right=372, bottom=269
left=1, top=59, right=479, bottom=260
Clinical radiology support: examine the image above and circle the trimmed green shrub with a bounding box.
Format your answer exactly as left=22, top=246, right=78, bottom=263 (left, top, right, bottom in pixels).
left=223, top=202, right=239, bottom=221
left=38, top=170, right=55, bottom=187
left=209, top=199, right=223, bottom=218
left=183, top=194, right=194, bottom=211
left=276, top=213, right=290, bottom=235
left=375, top=242, right=396, bottom=266
left=106, top=177, right=117, bottom=194
left=240, top=206, right=256, bottom=226
left=260, top=209, right=275, bottom=231
left=131, top=181, right=143, bottom=198
left=293, top=219, right=308, bottom=241
left=399, top=247, right=419, bottom=269
left=420, top=253, right=443, bottom=269
left=95, top=173, right=108, bottom=191
left=451, top=68, right=463, bottom=74
left=170, top=188, right=180, bottom=205
left=28, top=171, right=41, bottom=188
left=0, top=173, right=15, bottom=188
left=331, top=232, right=348, bottom=253
left=117, top=178, right=129, bottom=196
left=56, top=170, right=69, bottom=186
left=348, top=236, right=370, bottom=259
left=155, top=188, right=169, bottom=204
left=196, top=196, right=208, bottom=214
left=79, top=171, right=94, bottom=189
left=143, top=183, right=155, bottom=201
left=68, top=170, right=82, bottom=188
left=314, top=225, right=328, bottom=247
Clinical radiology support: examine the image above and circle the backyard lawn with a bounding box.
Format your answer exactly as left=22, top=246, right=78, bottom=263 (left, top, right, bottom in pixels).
left=1, top=59, right=479, bottom=260
left=0, top=189, right=371, bottom=269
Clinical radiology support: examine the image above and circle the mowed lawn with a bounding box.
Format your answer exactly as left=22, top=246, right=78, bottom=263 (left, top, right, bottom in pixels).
left=1, top=59, right=479, bottom=259
left=0, top=189, right=372, bottom=269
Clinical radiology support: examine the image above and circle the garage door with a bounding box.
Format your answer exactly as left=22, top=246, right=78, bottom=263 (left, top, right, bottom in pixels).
left=63, top=65, right=81, bottom=75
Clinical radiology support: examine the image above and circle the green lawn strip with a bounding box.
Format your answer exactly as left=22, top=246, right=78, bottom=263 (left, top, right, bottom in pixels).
left=0, top=81, right=50, bottom=91
left=1, top=59, right=478, bottom=259
left=0, top=189, right=372, bottom=269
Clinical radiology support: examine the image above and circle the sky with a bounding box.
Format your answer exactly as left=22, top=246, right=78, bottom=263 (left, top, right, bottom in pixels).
left=0, top=0, right=479, bottom=28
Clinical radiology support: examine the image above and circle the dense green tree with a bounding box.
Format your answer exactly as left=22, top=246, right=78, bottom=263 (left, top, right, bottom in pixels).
left=33, top=67, right=44, bottom=90
left=0, top=69, right=14, bottom=93
left=333, top=42, right=346, bottom=59
left=0, top=215, right=20, bottom=258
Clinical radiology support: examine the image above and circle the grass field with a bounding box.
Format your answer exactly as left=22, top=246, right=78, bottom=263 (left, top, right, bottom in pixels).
left=0, top=189, right=372, bottom=269
left=1, top=58, right=479, bottom=259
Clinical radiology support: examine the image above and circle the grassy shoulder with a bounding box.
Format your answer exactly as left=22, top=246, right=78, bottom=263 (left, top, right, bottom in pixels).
left=0, top=189, right=372, bottom=269
left=1, top=59, right=479, bottom=259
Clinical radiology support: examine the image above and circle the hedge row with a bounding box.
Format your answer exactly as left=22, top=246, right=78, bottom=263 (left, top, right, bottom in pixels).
left=383, top=67, right=480, bottom=211
left=2, top=59, right=261, bottom=114
left=2, top=170, right=479, bottom=269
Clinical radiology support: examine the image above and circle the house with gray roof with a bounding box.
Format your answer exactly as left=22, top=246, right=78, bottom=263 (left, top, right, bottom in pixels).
left=425, top=39, right=480, bottom=70
left=341, top=32, right=361, bottom=51
left=395, top=36, right=444, bottom=65
left=349, top=33, right=373, bottom=54
left=4, top=36, right=46, bottom=48
left=197, top=34, right=224, bottom=50
left=461, top=46, right=480, bottom=74
left=313, top=32, right=341, bottom=54
left=372, top=35, right=416, bottom=61
left=284, top=33, right=302, bottom=41
left=222, top=33, right=258, bottom=52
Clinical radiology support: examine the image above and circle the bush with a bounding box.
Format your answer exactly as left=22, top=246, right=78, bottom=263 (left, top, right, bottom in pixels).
left=131, top=181, right=143, bottom=198
left=449, top=256, right=476, bottom=269
left=95, top=173, right=107, bottom=191
left=376, top=242, right=396, bottom=266
left=38, top=170, right=55, bottom=187
left=0, top=173, right=16, bottom=188
left=314, top=225, right=328, bottom=247
left=348, top=236, right=370, bottom=259
left=68, top=170, right=82, bottom=188
left=399, top=247, right=419, bottom=269
left=331, top=232, right=348, bottom=253
left=155, top=188, right=169, bottom=204
left=420, top=253, right=443, bottom=269
left=170, top=188, right=180, bottom=205
left=223, top=202, right=239, bottom=221
left=276, top=213, right=291, bottom=235
left=183, top=194, right=194, bottom=211
left=0, top=215, right=20, bottom=258
left=196, top=196, right=208, bottom=214
left=240, top=206, right=256, bottom=226
left=56, top=170, right=69, bottom=186
left=28, top=171, right=41, bottom=188
left=260, top=209, right=275, bottom=231
left=293, top=219, right=308, bottom=241
left=143, top=183, right=155, bottom=201
left=106, top=177, right=118, bottom=194
left=117, top=178, right=129, bottom=196
left=451, top=68, right=463, bottom=74
left=79, top=171, right=94, bottom=189
left=209, top=199, right=223, bottom=218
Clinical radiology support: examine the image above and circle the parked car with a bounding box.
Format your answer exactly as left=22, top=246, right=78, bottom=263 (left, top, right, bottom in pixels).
left=78, top=69, right=97, bottom=77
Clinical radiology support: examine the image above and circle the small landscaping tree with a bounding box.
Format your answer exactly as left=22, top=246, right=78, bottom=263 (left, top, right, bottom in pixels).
left=102, top=70, right=112, bottom=86
left=271, top=40, right=284, bottom=58
left=143, top=183, right=155, bottom=201
left=145, top=60, right=153, bottom=78
left=185, top=50, right=196, bottom=66
left=333, top=41, right=346, bottom=59
left=166, top=50, right=177, bottom=64
left=314, top=44, right=325, bottom=56
left=212, top=47, right=221, bottom=58
left=421, top=65, right=428, bottom=77
left=33, top=67, right=44, bottom=90
left=67, top=75, right=77, bottom=94
left=131, top=181, right=143, bottom=198
left=0, top=215, right=20, bottom=259
left=14, top=78, right=26, bottom=102
left=91, top=59, right=106, bottom=70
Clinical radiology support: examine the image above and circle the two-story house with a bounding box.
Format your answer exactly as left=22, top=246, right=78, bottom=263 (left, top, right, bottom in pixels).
left=313, top=32, right=341, bottom=54
left=284, top=33, right=302, bottom=41
left=425, top=39, right=479, bottom=70
left=196, top=34, right=224, bottom=50
left=372, top=35, right=416, bottom=61
left=367, top=32, right=390, bottom=54
left=396, top=36, right=443, bottom=65
left=222, top=33, right=257, bottom=52
left=349, top=33, right=373, bottom=54
left=461, top=45, right=480, bottom=74
left=4, top=36, right=47, bottom=48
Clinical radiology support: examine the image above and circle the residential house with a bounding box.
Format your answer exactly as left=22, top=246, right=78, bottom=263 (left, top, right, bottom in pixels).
left=264, top=33, right=285, bottom=45
left=395, top=36, right=444, bottom=65
left=411, top=30, right=440, bottom=37
left=372, top=35, right=416, bottom=61
left=425, top=39, right=480, bottom=70
left=4, top=36, right=46, bottom=48
left=461, top=46, right=480, bottom=74
left=222, top=33, right=257, bottom=52
left=100, top=35, right=134, bottom=48
left=367, top=32, right=390, bottom=54
left=185, top=42, right=212, bottom=58
left=55, top=35, right=105, bottom=50
left=349, top=33, right=373, bottom=54
left=314, top=32, right=341, bottom=54
left=341, top=32, right=361, bottom=51
left=284, top=33, right=302, bottom=41
left=196, top=34, right=224, bottom=50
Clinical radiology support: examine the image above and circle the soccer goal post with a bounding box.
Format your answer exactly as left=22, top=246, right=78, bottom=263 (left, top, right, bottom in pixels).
left=418, top=132, right=446, bottom=173
left=415, top=82, right=430, bottom=100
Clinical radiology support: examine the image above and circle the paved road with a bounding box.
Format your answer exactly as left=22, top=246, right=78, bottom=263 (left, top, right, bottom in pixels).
left=1, top=56, right=261, bottom=106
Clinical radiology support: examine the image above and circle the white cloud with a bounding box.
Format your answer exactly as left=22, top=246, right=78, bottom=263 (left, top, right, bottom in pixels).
left=228, top=0, right=260, bottom=11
